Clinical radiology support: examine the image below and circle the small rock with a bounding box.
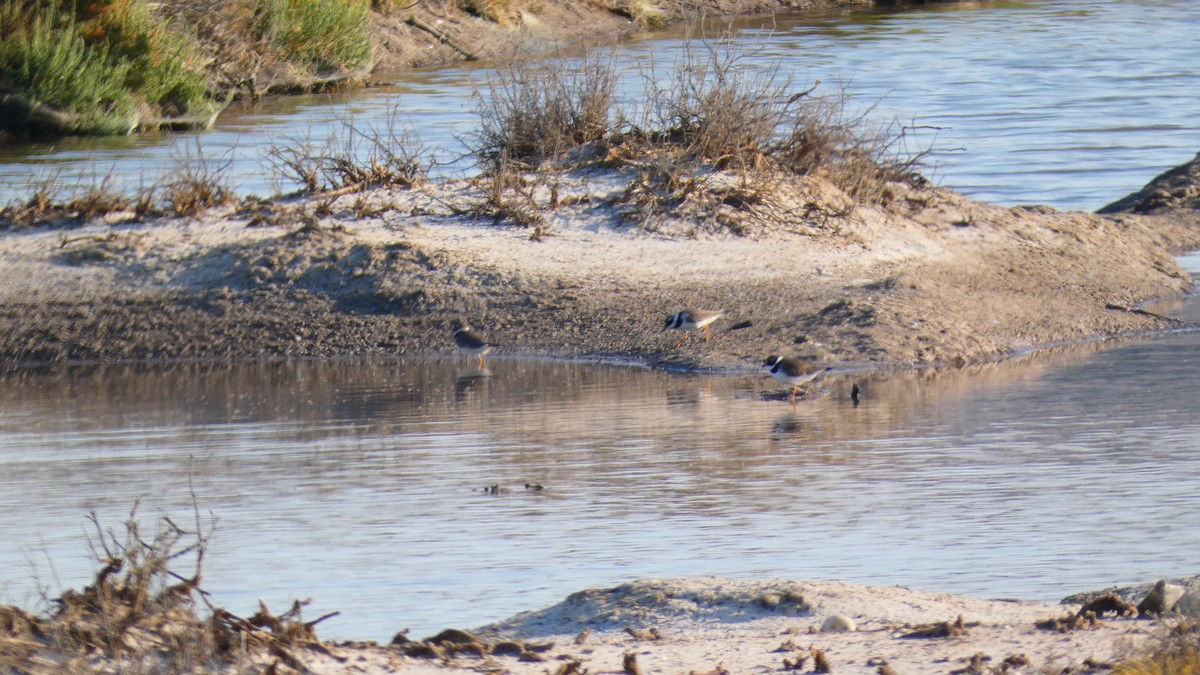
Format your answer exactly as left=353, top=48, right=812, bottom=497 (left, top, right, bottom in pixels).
left=1175, top=591, right=1200, bottom=617
left=1137, top=579, right=1185, bottom=616
left=821, top=615, right=857, bottom=633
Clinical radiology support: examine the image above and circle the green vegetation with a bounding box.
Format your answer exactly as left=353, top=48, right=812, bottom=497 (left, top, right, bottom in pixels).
left=255, top=0, right=374, bottom=73
left=0, top=0, right=218, bottom=135
left=0, top=0, right=374, bottom=136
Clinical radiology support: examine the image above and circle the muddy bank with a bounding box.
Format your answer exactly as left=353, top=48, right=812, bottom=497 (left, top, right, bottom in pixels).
left=368, top=0, right=893, bottom=74
left=2, top=151, right=1200, bottom=372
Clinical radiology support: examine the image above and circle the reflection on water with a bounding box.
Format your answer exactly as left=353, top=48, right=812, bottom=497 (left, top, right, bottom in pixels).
left=3, top=329, right=1200, bottom=640
left=1, top=0, right=1198, bottom=210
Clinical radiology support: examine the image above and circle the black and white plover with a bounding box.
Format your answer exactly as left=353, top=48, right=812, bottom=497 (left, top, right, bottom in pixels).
left=664, top=310, right=723, bottom=348
left=453, top=325, right=494, bottom=366
left=764, top=355, right=822, bottom=404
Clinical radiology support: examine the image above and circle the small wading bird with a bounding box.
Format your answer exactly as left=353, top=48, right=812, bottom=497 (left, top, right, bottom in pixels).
left=664, top=310, right=723, bottom=348
left=764, top=355, right=822, bottom=405
left=453, top=324, right=493, bottom=366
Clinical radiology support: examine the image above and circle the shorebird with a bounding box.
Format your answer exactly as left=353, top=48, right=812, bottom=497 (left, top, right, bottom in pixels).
left=664, top=310, right=723, bottom=348
left=453, top=325, right=493, bottom=366
left=764, top=355, right=822, bottom=405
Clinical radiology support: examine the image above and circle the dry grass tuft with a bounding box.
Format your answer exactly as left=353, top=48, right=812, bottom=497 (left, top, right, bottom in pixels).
left=467, top=36, right=928, bottom=237
left=774, top=86, right=927, bottom=202
left=471, top=52, right=617, bottom=170
left=0, top=499, right=222, bottom=673
left=599, top=0, right=667, bottom=28
left=68, top=174, right=131, bottom=221
left=454, top=154, right=550, bottom=230
left=2, top=171, right=143, bottom=228
left=460, top=0, right=518, bottom=26
left=267, top=104, right=429, bottom=195
left=630, top=36, right=791, bottom=168
left=160, top=140, right=236, bottom=217
left=1, top=173, right=67, bottom=229
left=0, top=496, right=340, bottom=674
left=1114, top=621, right=1200, bottom=675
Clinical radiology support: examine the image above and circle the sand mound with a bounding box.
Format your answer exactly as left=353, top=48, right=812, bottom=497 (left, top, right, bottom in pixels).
left=383, top=577, right=1178, bottom=675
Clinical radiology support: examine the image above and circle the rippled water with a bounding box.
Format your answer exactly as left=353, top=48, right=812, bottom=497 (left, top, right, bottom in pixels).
left=1, top=0, right=1199, bottom=210
left=4, top=289, right=1200, bottom=641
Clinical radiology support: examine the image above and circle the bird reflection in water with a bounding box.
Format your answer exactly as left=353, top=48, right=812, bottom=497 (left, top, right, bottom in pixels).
left=664, top=380, right=716, bottom=406
left=455, top=366, right=491, bottom=401
left=771, top=414, right=805, bottom=438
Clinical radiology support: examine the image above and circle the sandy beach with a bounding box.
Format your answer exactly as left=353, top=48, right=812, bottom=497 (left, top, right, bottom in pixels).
left=241, top=577, right=1200, bottom=674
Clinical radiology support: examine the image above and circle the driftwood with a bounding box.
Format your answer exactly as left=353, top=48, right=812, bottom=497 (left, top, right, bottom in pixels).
left=406, top=16, right=480, bottom=61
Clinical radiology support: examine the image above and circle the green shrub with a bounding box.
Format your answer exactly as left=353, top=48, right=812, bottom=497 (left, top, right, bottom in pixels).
left=0, top=0, right=216, bottom=134
left=255, top=0, right=373, bottom=73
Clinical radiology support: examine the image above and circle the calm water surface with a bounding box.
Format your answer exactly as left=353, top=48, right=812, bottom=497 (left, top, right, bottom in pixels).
left=1, top=0, right=1198, bottom=210
left=4, top=277, right=1200, bottom=640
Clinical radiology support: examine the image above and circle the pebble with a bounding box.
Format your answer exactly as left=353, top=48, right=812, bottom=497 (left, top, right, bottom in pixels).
left=820, top=615, right=856, bottom=633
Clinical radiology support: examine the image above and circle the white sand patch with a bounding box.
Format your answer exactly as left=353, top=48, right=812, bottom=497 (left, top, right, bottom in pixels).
left=298, top=578, right=1175, bottom=675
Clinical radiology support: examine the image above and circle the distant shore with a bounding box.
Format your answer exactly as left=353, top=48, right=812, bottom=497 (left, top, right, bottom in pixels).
left=367, top=0, right=885, bottom=74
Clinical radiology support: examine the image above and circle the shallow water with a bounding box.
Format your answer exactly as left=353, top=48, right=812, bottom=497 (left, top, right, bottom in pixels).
left=4, top=293, right=1200, bottom=641
left=1, top=0, right=1199, bottom=211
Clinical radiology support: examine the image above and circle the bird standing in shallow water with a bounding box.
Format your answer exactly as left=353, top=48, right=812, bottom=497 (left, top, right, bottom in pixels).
left=664, top=310, right=723, bottom=348
left=453, top=325, right=493, bottom=366
left=764, top=355, right=821, bottom=405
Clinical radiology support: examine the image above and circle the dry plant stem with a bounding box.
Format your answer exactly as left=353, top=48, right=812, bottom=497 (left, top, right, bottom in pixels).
left=471, top=51, right=617, bottom=169
left=69, top=172, right=130, bottom=221
left=0, top=461, right=349, bottom=672
left=266, top=103, right=429, bottom=195
left=455, top=153, right=549, bottom=228
left=161, top=137, right=235, bottom=217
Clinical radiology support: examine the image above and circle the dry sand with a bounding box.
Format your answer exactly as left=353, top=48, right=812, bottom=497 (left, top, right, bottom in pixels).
left=4, top=574, right=1198, bottom=674
left=287, top=577, right=1200, bottom=675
